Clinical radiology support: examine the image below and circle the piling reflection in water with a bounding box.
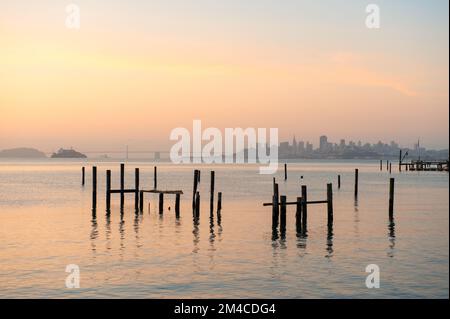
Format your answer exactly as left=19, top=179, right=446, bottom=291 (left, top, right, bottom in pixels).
left=119, top=215, right=126, bottom=256
left=192, top=217, right=200, bottom=254
left=388, top=219, right=396, bottom=258
left=209, top=217, right=216, bottom=245
left=296, top=221, right=308, bottom=250
left=326, top=224, right=334, bottom=258
left=90, top=217, right=98, bottom=254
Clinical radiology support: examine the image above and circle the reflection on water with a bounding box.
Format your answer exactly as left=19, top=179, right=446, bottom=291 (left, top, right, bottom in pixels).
left=119, top=215, right=126, bottom=258
left=192, top=217, right=200, bottom=254
left=209, top=217, right=216, bottom=246
left=0, top=161, right=448, bottom=298
left=353, top=197, right=360, bottom=237
left=388, top=218, right=396, bottom=258
left=90, top=217, right=98, bottom=254
left=134, top=214, right=142, bottom=249
left=296, top=215, right=308, bottom=250
left=326, top=225, right=334, bottom=258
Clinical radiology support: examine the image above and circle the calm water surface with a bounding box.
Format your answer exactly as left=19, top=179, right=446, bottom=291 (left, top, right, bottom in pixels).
left=0, top=160, right=448, bottom=298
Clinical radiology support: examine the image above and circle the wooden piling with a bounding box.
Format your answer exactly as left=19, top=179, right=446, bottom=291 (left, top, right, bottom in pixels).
left=327, top=183, right=333, bottom=226
left=106, top=170, right=111, bottom=212
left=159, top=193, right=164, bottom=214
left=82, top=166, right=85, bottom=186
left=386, top=160, right=389, bottom=171
left=192, top=170, right=199, bottom=209
left=380, top=160, right=382, bottom=171
left=210, top=171, right=215, bottom=215
left=296, top=196, right=302, bottom=231
left=284, top=163, right=287, bottom=180
left=338, top=175, right=341, bottom=189
left=389, top=178, right=395, bottom=220
left=175, top=193, right=180, bottom=218
left=154, top=166, right=157, bottom=189
left=280, top=195, right=287, bottom=232
left=92, top=166, right=97, bottom=210
left=120, top=163, right=125, bottom=209
left=354, top=169, right=359, bottom=198
left=389, top=162, right=392, bottom=174
left=134, top=168, right=139, bottom=211
left=399, top=150, right=402, bottom=172
left=272, top=183, right=279, bottom=229
left=301, top=185, right=307, bottom=227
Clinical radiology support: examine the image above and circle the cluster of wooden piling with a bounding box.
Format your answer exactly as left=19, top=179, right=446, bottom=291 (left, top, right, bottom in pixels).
left=264, top=165, right=398, bottom=234
left=84, top=164, right=225, bottom=222
left=381, top=150, right=449, bottom=173
left=265, top=178, right=333, bottom=234
left=379, top=159, right=393, bottom=174
left=192, top=169, right=222, bottom=220
left=86, top=164, right=184, bottom=217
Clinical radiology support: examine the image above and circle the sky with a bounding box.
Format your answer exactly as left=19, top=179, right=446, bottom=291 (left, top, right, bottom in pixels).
left=0, top=0, right=448, bottom=152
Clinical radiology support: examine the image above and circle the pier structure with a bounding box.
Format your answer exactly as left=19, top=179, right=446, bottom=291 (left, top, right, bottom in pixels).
left=87, top=164, right=223, bottom=221
left=400, top=160, right=448, bottom=172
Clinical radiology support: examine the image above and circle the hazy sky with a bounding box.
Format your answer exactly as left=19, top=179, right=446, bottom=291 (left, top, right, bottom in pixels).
left=1, top=0, right=448, bottom=152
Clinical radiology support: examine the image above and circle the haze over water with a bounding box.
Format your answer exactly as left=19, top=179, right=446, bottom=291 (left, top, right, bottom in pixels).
left=0, top=159, right=448, bottom=298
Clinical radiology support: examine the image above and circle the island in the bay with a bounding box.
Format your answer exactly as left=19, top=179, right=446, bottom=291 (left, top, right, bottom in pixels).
left=0, top=147, right=47, bottom=158
left=51, top=148, right=87, bottom=159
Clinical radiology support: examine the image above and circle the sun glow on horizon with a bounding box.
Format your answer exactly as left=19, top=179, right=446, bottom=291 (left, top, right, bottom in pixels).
left=1, top=0, right=448, bottom=150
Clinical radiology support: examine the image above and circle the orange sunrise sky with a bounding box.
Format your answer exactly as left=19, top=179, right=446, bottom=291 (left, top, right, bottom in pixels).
left=0, top=0, right=448, bottom=152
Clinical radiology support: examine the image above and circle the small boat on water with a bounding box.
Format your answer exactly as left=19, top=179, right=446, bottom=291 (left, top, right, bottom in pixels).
left=51, top=148, right=87, bottom=158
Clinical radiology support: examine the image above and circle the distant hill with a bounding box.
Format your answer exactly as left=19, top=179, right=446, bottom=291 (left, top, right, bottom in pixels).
left=0, top=147, right=47, bottom=158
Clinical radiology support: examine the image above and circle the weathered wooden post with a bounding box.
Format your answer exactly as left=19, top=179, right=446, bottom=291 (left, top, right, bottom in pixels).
left=284, top=163, right=287, bottom=180
left=338, top=175, right=341, bottom=189
left=134, top=168, right=139, bottom=212
left=380, top=160, right=382, bottom=171
left=106, top=170, right=111, bottom=212
left=386, top=160, right=389, bottom=171
left=280, top=195, right=287, bottom=232
left=399, top=150, right=402, bottom=172
left=389, top=178, right=395, bottom=220
left=296, top=196, right=302, bottom=232
left=301, top=185, right=307, bottom=228
left=82, top=166, right=85, bottom=186
left=92, top=166, right=97, bottom=210
left=192, top=170, right=199, bottom=209
left=327, top=183, right=333, bottom=226
left=272, top=183, right=279, bottom=229
left=120, top=163, right=125, bottom=209
left=354, top=169, right=359, bottom=198
left=210, top=171, right=215, bottom=216
left=159, top=193, right=164, bottom=214
left=389, top=163, right=392, bottom=174
left=154, top=166, right=157, bottom=189
left=175, top=193, right=180, bottom=218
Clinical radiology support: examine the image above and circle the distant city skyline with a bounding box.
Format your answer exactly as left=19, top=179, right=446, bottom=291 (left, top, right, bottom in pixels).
left=277, top=135, right=448, bottom=160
